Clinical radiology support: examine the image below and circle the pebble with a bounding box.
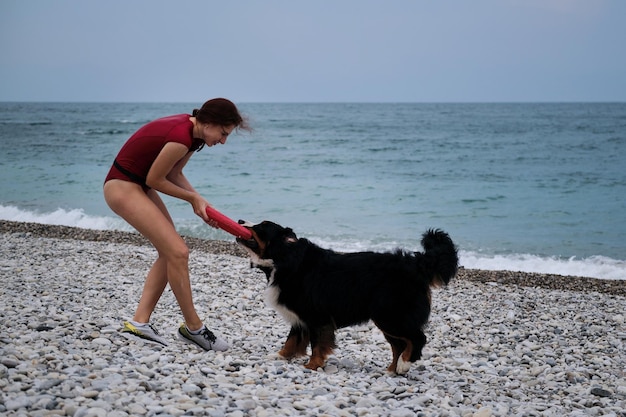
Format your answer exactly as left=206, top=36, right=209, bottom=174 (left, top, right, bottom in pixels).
left=0, top=228, right=625, bottom=416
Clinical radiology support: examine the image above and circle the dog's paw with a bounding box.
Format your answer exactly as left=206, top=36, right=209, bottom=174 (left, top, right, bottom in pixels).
left=304, top=363, right=321, bottom=371
left=396, top=357, right=412, bottom=375
left=304, top=357, right=326, bottom=371
left=278, top=349, right=299, bottom=360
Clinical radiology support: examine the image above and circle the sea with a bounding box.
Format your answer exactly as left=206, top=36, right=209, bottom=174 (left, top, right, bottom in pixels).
left=1, top=102, right=625, bottom=280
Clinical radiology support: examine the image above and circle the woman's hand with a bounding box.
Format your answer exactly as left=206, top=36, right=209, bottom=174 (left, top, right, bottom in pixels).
left=191, top=194, right=219, bottom=228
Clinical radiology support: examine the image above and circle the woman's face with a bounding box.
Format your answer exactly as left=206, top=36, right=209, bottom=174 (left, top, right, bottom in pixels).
left=202, top=123, right=234, bottom=147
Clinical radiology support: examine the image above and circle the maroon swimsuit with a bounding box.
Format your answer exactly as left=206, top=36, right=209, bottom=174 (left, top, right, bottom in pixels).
left=104, top=114, right=203, bottom=190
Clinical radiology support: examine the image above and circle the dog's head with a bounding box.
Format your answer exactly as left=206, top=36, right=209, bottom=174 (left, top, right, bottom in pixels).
left=237, top=220, right=298, bottom=265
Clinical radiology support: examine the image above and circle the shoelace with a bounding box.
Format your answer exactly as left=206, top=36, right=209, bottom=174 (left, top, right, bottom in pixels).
left=199, top=328, right=217, bottom=343
left=148, top=324, right=161, bottom=335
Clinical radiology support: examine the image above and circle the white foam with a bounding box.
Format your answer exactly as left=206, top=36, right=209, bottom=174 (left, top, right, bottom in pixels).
left=460, top=251, right=626, bottom=281
left=0, top=204, right=130, bottom=232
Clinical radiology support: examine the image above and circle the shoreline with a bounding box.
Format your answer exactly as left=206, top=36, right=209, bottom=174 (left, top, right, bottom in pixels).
left=2, top=219, right=624, bottom=297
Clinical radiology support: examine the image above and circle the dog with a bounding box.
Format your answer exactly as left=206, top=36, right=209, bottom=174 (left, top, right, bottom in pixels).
left=237, top=221, right=458, bottom=374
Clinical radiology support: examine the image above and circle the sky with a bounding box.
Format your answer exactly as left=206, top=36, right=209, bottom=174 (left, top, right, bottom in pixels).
left=1, top=0, right=625, bottom=103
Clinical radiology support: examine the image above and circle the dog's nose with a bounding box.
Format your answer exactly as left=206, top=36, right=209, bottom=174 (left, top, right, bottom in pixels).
left=238, top=219, right=255, bottom=227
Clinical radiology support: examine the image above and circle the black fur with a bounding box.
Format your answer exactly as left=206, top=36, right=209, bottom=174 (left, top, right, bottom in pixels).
left=237, top=221, right=458, bottom=374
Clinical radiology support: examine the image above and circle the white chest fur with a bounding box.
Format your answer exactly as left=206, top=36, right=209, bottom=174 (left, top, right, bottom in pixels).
left=263, top=268, right=304, bottom=327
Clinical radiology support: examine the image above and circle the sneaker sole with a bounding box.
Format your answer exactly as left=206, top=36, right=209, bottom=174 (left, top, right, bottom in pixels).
left=120, top=330, right=168, bottom=347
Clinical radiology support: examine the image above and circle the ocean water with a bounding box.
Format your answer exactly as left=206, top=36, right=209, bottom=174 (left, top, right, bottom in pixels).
left=1, top=102, right=625, bottom=280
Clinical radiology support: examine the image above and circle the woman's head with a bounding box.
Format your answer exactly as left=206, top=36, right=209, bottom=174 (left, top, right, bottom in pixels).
left=192, top=98, right=250, bottom=131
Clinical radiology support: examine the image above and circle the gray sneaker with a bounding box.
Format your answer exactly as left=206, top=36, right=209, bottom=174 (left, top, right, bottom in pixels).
left=178, top=324, right=229, bottom=351
left=121, top=321, right=169, bottom=347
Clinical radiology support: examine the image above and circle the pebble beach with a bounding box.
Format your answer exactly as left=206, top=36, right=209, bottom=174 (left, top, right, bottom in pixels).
left=1, top=220, right=625, bottom=416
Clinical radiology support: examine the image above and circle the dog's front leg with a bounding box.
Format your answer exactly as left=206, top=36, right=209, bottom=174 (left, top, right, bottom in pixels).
left=278, top=325, right=309, bottom=359
left=305, top=323, right=336, bottom=370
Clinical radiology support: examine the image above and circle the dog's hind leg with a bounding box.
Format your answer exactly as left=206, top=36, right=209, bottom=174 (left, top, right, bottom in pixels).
left=396, top=330, right=427, bottom=375
left=377, top=320, right=427, bottom=375
left=382, top=333, right=407, bottom=373
left=305, top=323, right=336, bottom=370
left=279, top=325, right=309, bottom=359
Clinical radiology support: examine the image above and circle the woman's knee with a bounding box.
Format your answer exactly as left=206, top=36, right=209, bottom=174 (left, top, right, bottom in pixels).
left=164, top=240, right=190, bottom=263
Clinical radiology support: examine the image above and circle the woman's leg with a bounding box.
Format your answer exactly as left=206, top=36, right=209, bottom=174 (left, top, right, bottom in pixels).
left=132, top=189, right=176, bottom=323
left=134, top=257, right=168, bottom=323
left=104, top=180, right=203, bottom=330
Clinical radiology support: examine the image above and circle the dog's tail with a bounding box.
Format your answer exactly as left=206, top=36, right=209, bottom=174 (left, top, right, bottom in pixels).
left=419, top=229, right=458, bottom=288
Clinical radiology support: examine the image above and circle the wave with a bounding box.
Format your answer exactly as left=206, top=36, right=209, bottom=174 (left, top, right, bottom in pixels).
left=460, top=252, right=625, bottom=281
left=0, top=204, right=130, bottom=232
left=1, top=204, right=624, bottom=281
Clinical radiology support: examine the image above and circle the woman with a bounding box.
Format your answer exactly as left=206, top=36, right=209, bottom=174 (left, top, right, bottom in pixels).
left=104, top=98, right=250, bottom=351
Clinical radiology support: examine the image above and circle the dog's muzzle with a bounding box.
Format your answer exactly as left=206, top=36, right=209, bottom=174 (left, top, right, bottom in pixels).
left=236, top=220, right=258, bottom=250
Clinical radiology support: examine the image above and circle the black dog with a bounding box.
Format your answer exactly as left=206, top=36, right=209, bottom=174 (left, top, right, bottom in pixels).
left=237, top=221, right=458, bottom=374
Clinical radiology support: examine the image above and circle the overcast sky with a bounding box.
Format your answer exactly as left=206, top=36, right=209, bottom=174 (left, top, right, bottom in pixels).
left=1, top=0, right=624, bottom=103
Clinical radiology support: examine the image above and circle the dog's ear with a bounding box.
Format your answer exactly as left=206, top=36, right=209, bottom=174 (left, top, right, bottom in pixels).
left=284, top=228, right=298, bottom=244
